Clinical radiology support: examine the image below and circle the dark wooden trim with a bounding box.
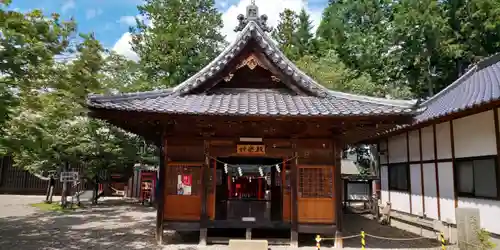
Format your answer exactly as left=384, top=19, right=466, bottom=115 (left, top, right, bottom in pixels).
left=381, top=158, right=453, bottom=166
left=334, top=140, right=343, bottom=233
left=363, top=101, right=500, bottom=143
left=449, top=120, right=458, bottom=208
left=386, top=138, right=391, bottom=202
left=201, top=140, right=209, bottom=222
left=290, top=140, right=299, bottom=247
left=494, top=108, right=500, bottom=200
left=406, top=132, right=412, bottom=214
left=156, top=137, right=167, bottom=245
left=432, top=124, right=441, bottom=220
left=419, top=128, right=425, bottom=215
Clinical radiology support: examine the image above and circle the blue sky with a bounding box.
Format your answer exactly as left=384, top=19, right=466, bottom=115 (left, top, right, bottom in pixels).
left=8, top=0, right=328, bottom=59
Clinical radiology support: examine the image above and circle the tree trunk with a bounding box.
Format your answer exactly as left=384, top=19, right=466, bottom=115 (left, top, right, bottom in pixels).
left=92, top=176, right=99, bottom=205
left=61, top=163, right=69, bottom=207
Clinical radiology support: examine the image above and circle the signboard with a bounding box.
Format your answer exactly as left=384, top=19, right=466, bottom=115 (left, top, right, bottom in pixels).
left=60, top=171, right=78, bottom=182
left=237, top=144, right=265, bottom=155
left=177, top=174, right=192, bottom=195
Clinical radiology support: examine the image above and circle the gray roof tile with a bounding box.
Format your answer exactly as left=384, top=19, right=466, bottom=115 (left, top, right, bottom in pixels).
left=87, top=20, right=419, bottom=118
left=88, top=88, right=417, bottom=117
left=416, top=53, right=500, bottom=123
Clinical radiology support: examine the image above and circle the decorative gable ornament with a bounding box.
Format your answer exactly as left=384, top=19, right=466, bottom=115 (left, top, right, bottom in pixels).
left=234, top=0, right=272, bottom=33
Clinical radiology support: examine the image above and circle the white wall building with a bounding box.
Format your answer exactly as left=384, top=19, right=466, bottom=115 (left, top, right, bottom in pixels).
left=374, top=53, right=500, bottom=244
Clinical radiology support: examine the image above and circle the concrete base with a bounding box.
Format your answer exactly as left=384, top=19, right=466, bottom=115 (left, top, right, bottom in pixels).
left=229, top=239, right=268, bottom=250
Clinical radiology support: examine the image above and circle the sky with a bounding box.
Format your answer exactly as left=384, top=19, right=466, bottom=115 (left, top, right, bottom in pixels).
left=8, top=0, right=328, bottom=61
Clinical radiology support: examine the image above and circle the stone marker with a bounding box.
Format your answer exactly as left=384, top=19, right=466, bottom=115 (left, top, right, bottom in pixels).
left=455, top=207, right=481, bottom=250
left=229, top=239, right=268, bottom=250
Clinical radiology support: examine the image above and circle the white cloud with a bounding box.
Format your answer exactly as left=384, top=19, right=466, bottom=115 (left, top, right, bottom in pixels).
left=119, top=16, right=138, bottom=26
left=112, top=32, right=139, bottom=62
left=221, top=0, right=322, bottom=43
left=86, top=9, right=103, bottom=20
left=61, top=0, right=76, bottom=13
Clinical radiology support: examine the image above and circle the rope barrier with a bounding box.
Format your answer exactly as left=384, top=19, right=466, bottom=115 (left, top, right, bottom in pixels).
left=315, top=231, right=448, bottom=249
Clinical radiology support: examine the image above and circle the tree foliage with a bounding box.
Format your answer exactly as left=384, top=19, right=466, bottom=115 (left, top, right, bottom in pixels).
left=130, top=0, right=226, bottom=88
left=1, top=5, right=156, bottom=180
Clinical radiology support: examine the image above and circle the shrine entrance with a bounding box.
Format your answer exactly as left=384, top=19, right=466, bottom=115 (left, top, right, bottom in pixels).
left=213, top=156, right=285, bottom=226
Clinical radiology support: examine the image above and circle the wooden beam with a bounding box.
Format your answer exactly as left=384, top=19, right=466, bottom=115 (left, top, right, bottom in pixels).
left=290, top=140, right=299, bottom=248
left=199, top=139, right=210, bottom=246
left=493, top=109, right=500, bottom=200
left=334, top=140, right=343, bottom=248
left=406, top=132, right=412, bottom=214
left=449, top=120, right=458, bottom=208
left=156, top=136, right=167, bottom=245
left=419, top=128, right=426, bottom=216
left=432, top=124, right=441, bottom=220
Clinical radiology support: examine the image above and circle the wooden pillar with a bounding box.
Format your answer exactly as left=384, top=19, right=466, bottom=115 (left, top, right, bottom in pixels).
left=334, top=140, right=343, bottom=248
left=290, top=141, right=299, bottom=247
left=199, top=139, right=209, bottom=246
left=156, top=137, right=166, bottom=245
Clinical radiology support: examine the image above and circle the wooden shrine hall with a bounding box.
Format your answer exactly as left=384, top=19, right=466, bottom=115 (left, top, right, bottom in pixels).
left=86, top=2, right=420, bottom=247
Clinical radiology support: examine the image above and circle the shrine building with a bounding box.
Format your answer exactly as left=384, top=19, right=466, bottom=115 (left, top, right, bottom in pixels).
left=86, top=2, right=420, bottom=247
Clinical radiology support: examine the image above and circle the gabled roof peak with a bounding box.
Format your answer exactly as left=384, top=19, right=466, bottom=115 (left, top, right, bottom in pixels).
left=234, top=0, right=272, bottom=33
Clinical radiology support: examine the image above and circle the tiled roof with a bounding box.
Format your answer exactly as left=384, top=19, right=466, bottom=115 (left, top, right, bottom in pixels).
left=87, top=20, right=419, bottom=117
left=88, top=88, right=418, bottom=117
left=415, top=53, right=500, bottom=123
left=169, top=21, right=331, bottom=97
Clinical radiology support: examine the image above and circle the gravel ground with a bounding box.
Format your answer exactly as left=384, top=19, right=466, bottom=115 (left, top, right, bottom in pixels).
left=0, top=195, right=451, bottom=250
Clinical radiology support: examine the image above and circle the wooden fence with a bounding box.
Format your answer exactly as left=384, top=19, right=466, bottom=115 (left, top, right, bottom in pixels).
left=0, top=156, right=88, bottom=195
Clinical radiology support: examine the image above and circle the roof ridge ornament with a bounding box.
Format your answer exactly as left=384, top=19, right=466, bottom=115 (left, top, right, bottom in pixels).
left=234, top=0, right=272, bottom=32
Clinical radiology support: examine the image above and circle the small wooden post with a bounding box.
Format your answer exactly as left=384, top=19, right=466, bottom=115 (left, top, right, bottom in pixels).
left=156, top=137, right=166, bottom=245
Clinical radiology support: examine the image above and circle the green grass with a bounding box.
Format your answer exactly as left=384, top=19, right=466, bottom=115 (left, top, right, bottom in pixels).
left=30, top=202, right=80, bottom=213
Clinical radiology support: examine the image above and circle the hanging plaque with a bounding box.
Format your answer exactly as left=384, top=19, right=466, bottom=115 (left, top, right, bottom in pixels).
left=237, top=144, right=265, bottom=155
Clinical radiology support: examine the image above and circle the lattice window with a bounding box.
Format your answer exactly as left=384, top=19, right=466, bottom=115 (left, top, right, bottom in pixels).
left=166, top=165, right=201, bottom=196
left=298, top=167, right=333, bottom=198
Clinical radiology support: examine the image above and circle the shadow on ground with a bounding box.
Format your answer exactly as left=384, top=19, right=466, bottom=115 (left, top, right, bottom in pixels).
left=0, top=198, right=443, bottom=249
left=0, top=199, right=161, bottom=250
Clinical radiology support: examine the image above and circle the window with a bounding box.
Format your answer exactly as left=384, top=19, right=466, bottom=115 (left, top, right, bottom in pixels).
left=456, top=157, right=498, bottom=199
left=298, top=167, right=333, bottom=198
left=389, top=164, right=409, bottom=191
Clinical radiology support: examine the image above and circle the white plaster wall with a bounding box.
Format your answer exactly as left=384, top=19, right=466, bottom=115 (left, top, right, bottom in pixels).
left=453, top=110, right=496, bottom=158
left=421, top=126, right=435, bottom=161
left=380, top=165, right=389, bottom=204
left=458, top=198, right=500, bottom=235
left=410, top=164, right=423, bottom=216
left=388, top=133, right=408, bottom=164
left=437, top=162, right=455, bottom=224
left=435, top=122, right=452, bottom=160
left=423, top=163, right=439, bottom=219
left=390, top=191, right=411, bottom=213
left=379, top=141, right=388, bottom=165
left=409, top=130, right=420, bottom=162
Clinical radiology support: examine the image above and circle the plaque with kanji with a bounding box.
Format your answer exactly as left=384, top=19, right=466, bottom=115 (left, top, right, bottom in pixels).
left=237, top=144, right=266, bottom=155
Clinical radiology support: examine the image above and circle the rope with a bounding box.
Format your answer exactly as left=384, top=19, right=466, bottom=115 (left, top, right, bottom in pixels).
left=204, top=154, right=298, bottom=168
left=364, top=233, right=428, bottom=241
left=320, top=234, right=361, bottom=240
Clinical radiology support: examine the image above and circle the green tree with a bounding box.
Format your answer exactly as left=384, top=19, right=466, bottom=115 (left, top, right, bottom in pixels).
left=295, top=9, right=315, bottom=57
left=130, top=0, right=226, bottom=88
left=0, top=2, right=76, bottom=149
left=272, top=9, right=299, bottom=60
left=295, top=50, right=413, bottom=99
